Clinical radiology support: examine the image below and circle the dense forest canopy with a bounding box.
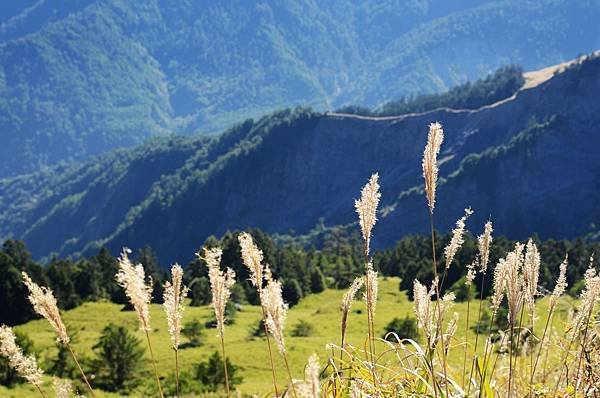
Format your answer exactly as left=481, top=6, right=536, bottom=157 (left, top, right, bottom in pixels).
left=2, top=229, right=597, bottom=326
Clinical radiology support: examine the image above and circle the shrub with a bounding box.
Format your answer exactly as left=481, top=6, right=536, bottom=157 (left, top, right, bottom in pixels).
left=196, top=351, right=242, bottom=392
left=282, top=278, right=303, bottom=306
left=382, top=316, right=419, bottom=341
left=90, top=324, right=146, bottom=393
left=181, top=319, right=205, bottom=348
left=291, top=320, right=315, bottom=337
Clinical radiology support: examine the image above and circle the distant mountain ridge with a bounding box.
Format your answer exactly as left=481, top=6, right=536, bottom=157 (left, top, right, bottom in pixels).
left=1, top=53, right=599, bottom=264
left=1, top=0, right=600, bottom=177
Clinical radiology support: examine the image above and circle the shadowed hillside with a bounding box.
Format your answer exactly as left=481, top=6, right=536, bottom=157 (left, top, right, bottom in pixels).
left=1, top=54, right=599, bottom=263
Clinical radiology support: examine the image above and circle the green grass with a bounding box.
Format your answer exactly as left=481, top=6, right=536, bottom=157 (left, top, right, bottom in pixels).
left=0, top=277, right=576, bottom=397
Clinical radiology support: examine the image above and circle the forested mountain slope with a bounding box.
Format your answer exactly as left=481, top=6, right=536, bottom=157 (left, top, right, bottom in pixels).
left=1, top=0, right=599, bottom=177
left=1, top=54, right=599, bottom=264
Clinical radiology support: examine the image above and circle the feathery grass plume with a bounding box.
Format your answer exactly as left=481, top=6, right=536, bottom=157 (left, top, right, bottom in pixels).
left=422, top=122, right=444, bottom=213
left=363, top=262, right=378, bottom=316
left=413, top=280, right=454, bottom=348
left=238, top=232, right=264, bottom=288
left=491, top=258, right=507, bottom=316
left=355, top=173, right=381, bottom=256
left=115, top=247, right=162, bottom=398
left=444, top=207, right=473, bottom=269
left=163, top=263, right=189, bottom=350
left=201, top=247, right=236, bottom=398
left=413, top=280, right=434, bottom=342
left=298, top=354, right=320, bottom=398
left=465, top=260, right=478, bottom=285
left=523, top=239, right=541, bottom=313
left=549, top=255, right=569, bottom=308
left=23, top=272, right=95, bottom=397
left=0, top=325, right=44, bottom=389
left=504, top=243, right=525, bottom=327
left=341, top=277, right=364, bottom=347
left=444, top=312, right=459, bottom=350
left=53, top=378, right=72, bottom=398
left=115, top=248, right=153, bottom=331
left=202, top=247, right=236, bottom=336
left=570, top=257, right=600, bottom=338
left=261, top=278, right=288, bottom=355
left=239, top=232, right=280, bottom=396
left=22, top=272, right=69, bottom=345
left=478, top=221, right=494, bottom=273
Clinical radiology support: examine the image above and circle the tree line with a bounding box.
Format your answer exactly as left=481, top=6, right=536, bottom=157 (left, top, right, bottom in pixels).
left=1, top=228, right=598, bottom=327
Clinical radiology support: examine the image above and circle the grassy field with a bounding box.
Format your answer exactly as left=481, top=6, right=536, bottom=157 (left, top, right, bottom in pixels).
left=0, top=277, right=576, bottom=397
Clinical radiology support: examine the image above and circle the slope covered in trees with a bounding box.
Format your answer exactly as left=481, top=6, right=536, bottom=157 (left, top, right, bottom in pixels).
left=1, top=53, right=600, bottom=264
left=1, top=0, right=600, bottom=176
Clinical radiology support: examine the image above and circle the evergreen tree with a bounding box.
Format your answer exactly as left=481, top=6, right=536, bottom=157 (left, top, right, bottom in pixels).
left=310, top=268, right=326, bottom=293
left=91, top=324, right=146, bottom=393
left=282, top=278, right=303, bottom=306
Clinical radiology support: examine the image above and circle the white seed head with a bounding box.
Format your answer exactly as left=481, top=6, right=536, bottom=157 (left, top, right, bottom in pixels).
left=342, top=277, right=364, bottom=315
left=298, top=353, right=320, bottom=398
left=444, top=207, right=473, bottom=269
left=478, top=221, right=494, bottom=273
left=422, top=122, right=444, bottom=213
left=201, top=247, right=236, bottom=337
left=363, top=262, right=378, bottom=317
left=238, top=232, right=265, bottom=288
left=22, top=272, right=69, bottom=345
left=549, top=255, right=569, bottom=308
left=523, top=239, right=541, bottom=313
left=466, top=260, right=478, bottom=285
left=53, top=378, right=72, bottom=398
left=0, top=325, right=43, bottom=387
left=115, top=248, right=153, bottom=331
left=504, top=243, right=525, bottom=326
left=354, top=173, right=381, bottom=256
left=571, top=256, right=600, bottom=337
left=261, top=279, right=288, bottom=355
left=163, top=263, right=189, bottom=350
left=491, top=259, right=507, bottom=315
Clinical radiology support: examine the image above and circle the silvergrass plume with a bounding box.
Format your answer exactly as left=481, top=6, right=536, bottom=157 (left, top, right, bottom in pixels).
left=491, top=258, right=507, bottom=316
left=261, top=278, right=288, bottom=355
left=504, top=243, right=525, bottom=327
left=523, top=239, right=541, bottom=313
left=466, top=260, right=478, bottom=285
left=163, top=263, right=189, bottom=350
left=444, top=207, right=473, bottom=269
left=341, top=277, right=364, bottom=333
left=549, top=255, right=568, bottom=308
left=22, top=272, right=69, bottom=345
left=478, top=221, right=493, bottom=273
left=238, top=232, right=264, bottom=288
left=355, top=173, right=381, bottom=256
left=298, top=354, right=320, bottom=398
left=363, top=261, right=378, bottom=316
left=570, top=256, right=600, bottom=338
left=115, top=248, right=153, bottom=331
left=422, top=122, right=444, bottom=213
left=0, top=325, right=43, bottom=387
left=53, top=378, right=72, bottom=398
left=201, top=247, right=236, bottom=336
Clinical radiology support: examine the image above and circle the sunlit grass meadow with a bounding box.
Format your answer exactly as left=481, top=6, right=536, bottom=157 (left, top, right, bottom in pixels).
left=1, top=277, right=576, bottom=397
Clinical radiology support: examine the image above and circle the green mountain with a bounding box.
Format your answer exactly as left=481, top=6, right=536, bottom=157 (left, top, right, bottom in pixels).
left=2, top=53, right=599, bottom=264
left=1, top=0, right=600, bottom=177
